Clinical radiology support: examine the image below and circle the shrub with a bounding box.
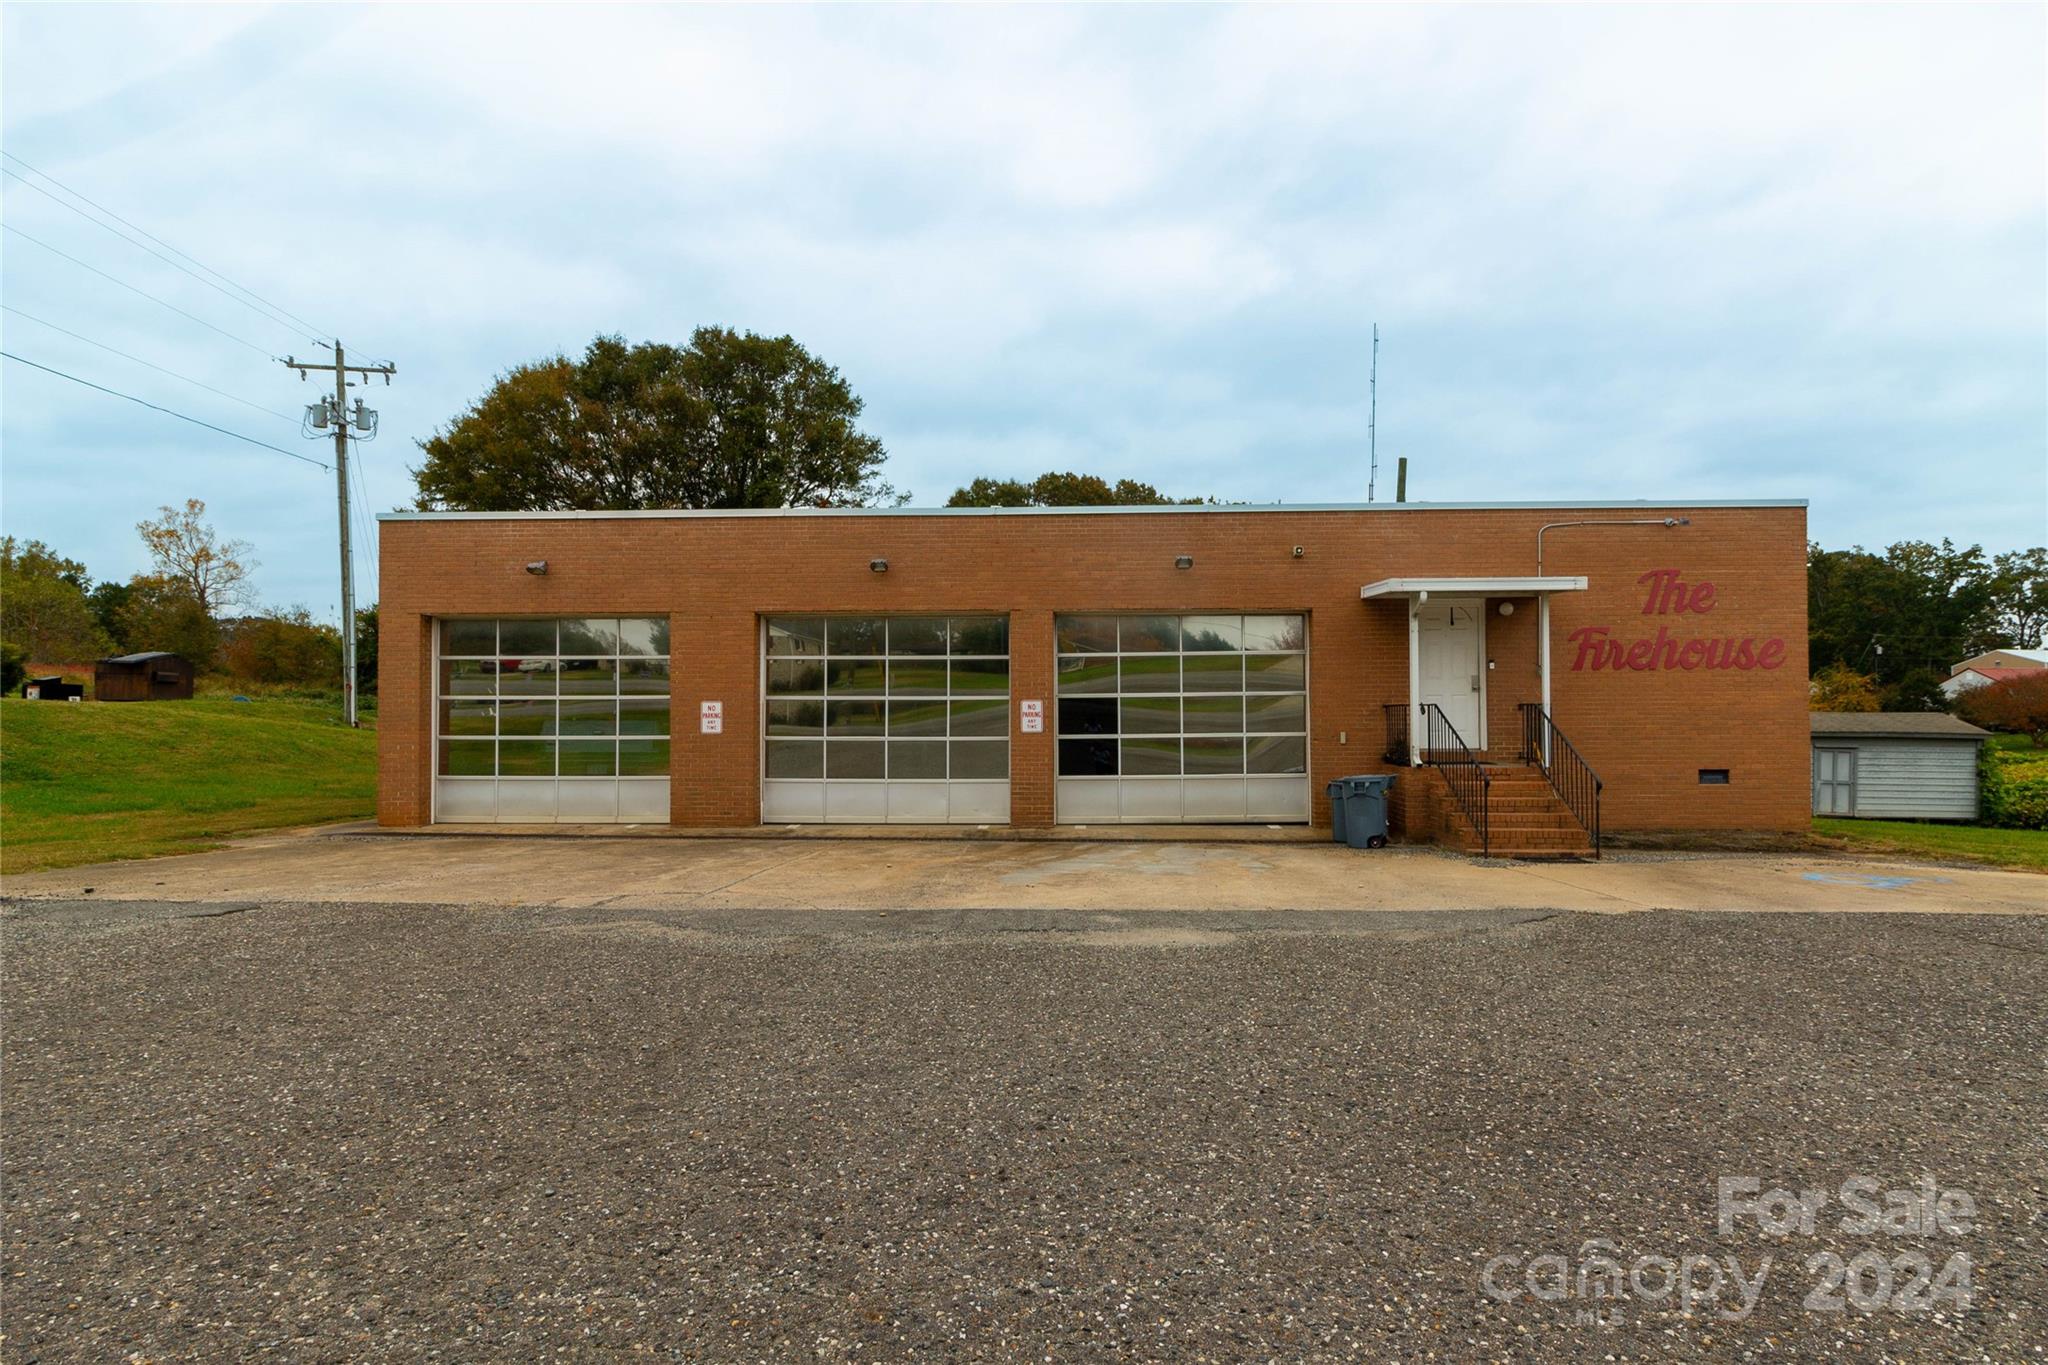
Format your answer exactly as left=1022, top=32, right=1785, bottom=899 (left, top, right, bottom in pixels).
left=1, top=640, right=25, bottom=694
left=1980, top=745, right=2048, bottom=830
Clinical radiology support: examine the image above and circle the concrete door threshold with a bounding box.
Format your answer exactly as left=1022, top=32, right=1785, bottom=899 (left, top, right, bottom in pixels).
left=330, top=821, right=1331, bottom=846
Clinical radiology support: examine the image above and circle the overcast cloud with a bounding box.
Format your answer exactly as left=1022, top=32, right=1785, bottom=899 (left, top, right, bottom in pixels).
left=2, top=4, right=2042, bottom=616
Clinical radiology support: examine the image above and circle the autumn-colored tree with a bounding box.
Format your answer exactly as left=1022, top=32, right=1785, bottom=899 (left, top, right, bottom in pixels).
left=221, top=609, right=342, bottom=686
left=1954, top=672, right=2048, bottom=747
left=136, top=499, right=254, bottom=620
left=0, top=537, right=113, bottom=662
left=1808, top=662, right=1882, bottom=712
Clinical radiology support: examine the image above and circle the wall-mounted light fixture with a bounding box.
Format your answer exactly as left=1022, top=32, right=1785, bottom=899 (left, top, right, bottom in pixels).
left=869, top=558, right=889, bottom=574
left=1498, top=600, right=1515, bottom=617
left=524, top=561, right=548, bottom=576
left=1174, top=555, right=1194, bottom=570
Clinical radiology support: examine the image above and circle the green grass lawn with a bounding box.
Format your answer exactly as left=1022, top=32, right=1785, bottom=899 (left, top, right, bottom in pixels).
left=1813, top=818, right=2048, bottom=872
left=1, top=697, right=376, bottom=875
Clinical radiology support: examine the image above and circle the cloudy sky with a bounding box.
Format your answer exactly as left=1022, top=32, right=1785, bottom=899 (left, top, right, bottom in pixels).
left=3, top=4, right=2042, bottom=616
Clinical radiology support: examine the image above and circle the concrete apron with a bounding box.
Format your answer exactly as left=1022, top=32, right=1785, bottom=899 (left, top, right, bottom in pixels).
left=2, top=825, right=2040, bottom=916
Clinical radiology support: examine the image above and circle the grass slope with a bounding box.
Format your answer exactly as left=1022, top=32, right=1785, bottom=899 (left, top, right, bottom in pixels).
left=1, top=698, right=375, bottom=875
left=1812, top=817, right=2048, bottom=872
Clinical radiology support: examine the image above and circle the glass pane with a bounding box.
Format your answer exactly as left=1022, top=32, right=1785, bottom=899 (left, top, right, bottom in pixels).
left=618, top=618, right=669, bottom=657
left=559, top=658, right=617, bottom=695
left=827, top=617, right=884, bottom=655
left=497, top=700, right=557, bottom=737
left=1246, top=654, right=1306, bottom=692
left=826, top=659, right=887, bottom=695
left=767, top=659, right=825, bottom=696
left=949, top=741, right=1008, bottom=780
left=499, top=659, right=558, bottom=696
left=888, top=660, right=947, bottom=696
left=888, top=740, right=947, bottom=780
left=1058, top=697, right=1117, bottom=736
left=1119, top=616, right=1179, bottom=652
left=500, top=619, right=555, bottom=654
left=950, top=658, right=1009, bottom=694
left=1184, top=736, right=1244, bottom=774
left=620, top=698, right=670, bottom=736
left=949, top=616, right=1008, bottom=655
left=441, top=619, right=495, bottom=655
left=1183, top=695, right=1244, bottom=734
left=1121, top=737, right=1180, bottom=776
left=558, top=739, right=616, bottom=776
left=1056, top=656, right=1115, bottom=695
left=1245, top=693, right=1307, bottom=732
left=826, top=740, right=885, bottom=779
left=1180, top=615, right=1242, bottom=652
left=440, top=658, right=498, bottom=696
left=888, top=618, right=947, bottom=655
left=1183, top=655, right=1243, bottom=692
left=559, top=618, right=619, bottom=655
left=1055, top=616, right=1117, bottom=653
left=440, top=698, right=495, bottom=737
left=1246, top=735, right=1308, bottom=774
left=1057, top=737, right=1117, bottom=777
left=766, top=740, right=822, bottom=779
left=1243, top=615, right=1305, bottom=652
left=1118, top=655, right=1179, bottom=694
left=438, top=739, right=494, bottom=776
left=1119, top=696, right=1179, bottom=734
left=888, top=699, right=949, bottom=737
left=498, top=739, right=555, bottom=776
left=950, top=699, right=1007, bottom=737
left=826, top=700, right=885, bottom=736
left=618, top=738, right=670, bottom=776
left=767, top=699, right=824, bottom=735
left=558, top=696, right=617, bottom=736
left=767, top=617, right=826, bottom=657
left=620, top=659, right=671, bottom=695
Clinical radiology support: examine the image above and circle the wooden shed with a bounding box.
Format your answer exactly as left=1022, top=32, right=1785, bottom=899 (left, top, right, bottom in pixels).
left=94, top=652, right=196, bottom=702
left=1811, top=712, right=1989, bottom=821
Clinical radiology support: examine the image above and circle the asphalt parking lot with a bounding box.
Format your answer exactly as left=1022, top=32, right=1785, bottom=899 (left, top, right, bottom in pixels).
left=4, top=897, right=2043, bottom=1361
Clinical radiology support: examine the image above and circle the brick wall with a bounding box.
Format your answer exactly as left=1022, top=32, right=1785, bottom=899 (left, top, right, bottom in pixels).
left=377, top=503, right=1810, bottom=833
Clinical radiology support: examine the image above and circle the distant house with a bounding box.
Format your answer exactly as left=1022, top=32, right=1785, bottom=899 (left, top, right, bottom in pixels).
left=1811, top=712, right=1990, bottom=821
left=1940, top=664, right=2041, bottom=700
left=94, top=652, right=196, bottom=702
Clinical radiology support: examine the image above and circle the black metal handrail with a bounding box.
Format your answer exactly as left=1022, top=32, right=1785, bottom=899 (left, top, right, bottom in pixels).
left=1423, top=703, right=1490, bottom=858
left=1381, top=702, right=1410, bottom=765
left=1519, top=702, right=1603, bottom=857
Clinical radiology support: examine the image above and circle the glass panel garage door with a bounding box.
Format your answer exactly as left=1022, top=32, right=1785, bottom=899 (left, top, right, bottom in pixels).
left=435, top=617, right=672, bottom=823
left=762, top=616, right=1009, bottom=824
left=1055, top=614, right=1309, bottom=823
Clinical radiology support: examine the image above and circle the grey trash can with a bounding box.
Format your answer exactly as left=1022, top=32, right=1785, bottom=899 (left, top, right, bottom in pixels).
left=1325, top=779, right=1351, bottom=844
left=1338, top=774, right=1396, bottom=850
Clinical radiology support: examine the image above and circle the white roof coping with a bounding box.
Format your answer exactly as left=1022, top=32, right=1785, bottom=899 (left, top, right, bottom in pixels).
left=377, top=499, right=1806, bottom=523
left=1360, top=576, right=1589, bottom=600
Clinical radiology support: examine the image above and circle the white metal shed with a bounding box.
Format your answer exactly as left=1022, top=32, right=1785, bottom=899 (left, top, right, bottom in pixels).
left=1810, top=712, right=1990, bottom=821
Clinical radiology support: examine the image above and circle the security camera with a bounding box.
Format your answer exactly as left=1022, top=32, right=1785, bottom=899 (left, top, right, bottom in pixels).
left=524, top=561, right=548, bottom=576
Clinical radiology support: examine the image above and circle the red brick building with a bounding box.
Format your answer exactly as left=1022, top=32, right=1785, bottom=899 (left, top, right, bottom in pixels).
left=376, top=500, right=1809, bottom=851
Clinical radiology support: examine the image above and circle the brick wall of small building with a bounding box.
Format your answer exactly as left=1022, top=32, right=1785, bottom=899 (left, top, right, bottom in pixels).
left=376, top=503, right=1810, bottom=833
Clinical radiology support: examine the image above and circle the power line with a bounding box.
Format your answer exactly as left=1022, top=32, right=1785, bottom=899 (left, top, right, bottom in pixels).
left=3, top=224, right=281, bottom=359
left=2, top=168, right=327, bottom=347
left=1, top=350, right=330, bottom=470
left=1, top=304, right=298, bottom=423
left=1, top=150, right=335, bottom=342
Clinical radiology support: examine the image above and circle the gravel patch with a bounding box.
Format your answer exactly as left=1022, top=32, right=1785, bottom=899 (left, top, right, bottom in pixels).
left=4, top=900, right=2043, bottom=1361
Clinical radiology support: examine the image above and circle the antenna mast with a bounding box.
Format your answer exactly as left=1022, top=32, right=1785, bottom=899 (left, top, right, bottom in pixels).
left=1367, top=324, right=1379, bottom=502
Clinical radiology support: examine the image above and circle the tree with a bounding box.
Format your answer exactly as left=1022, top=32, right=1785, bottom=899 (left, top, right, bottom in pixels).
left=946, top=472, right=1204, bottom=507
left=221, top=609, right=342, bottom=686
left=1808, top=539, right=2000, bottom=708
left=1988, top=548, right=2048, bottom=649
left=1954, top=672, right=2048, bottom=747
left=87, top=579, right=134, bottom=651
left=413, top=330, right=896, bottom=511
left=136, top=499, right=254, bottom=621
left=1809, top=662, right=1882, bottom=712
left=115, top=575, right=218, bottom=666
left=354, top=603, right=379, bottom=697
left=0, top=537, right=112, bottom=662
left=2, top=641, right=26, bottom=694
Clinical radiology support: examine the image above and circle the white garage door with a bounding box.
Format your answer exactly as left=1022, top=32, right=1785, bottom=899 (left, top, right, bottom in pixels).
left=761, top=615, right=1010, bottom=824
left=1055, top=613, right=1310, bottom=823
left=434, top=617, right=672, bottom=823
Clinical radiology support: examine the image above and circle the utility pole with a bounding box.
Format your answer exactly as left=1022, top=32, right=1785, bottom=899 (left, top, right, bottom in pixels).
left=1366, top=324, right=1379, bottom=502
left=283, top=344, right=394, bottom=727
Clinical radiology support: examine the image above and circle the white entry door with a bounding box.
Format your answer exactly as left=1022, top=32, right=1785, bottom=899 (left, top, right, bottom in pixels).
left=1417, top=599, right=1484, bottom=747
